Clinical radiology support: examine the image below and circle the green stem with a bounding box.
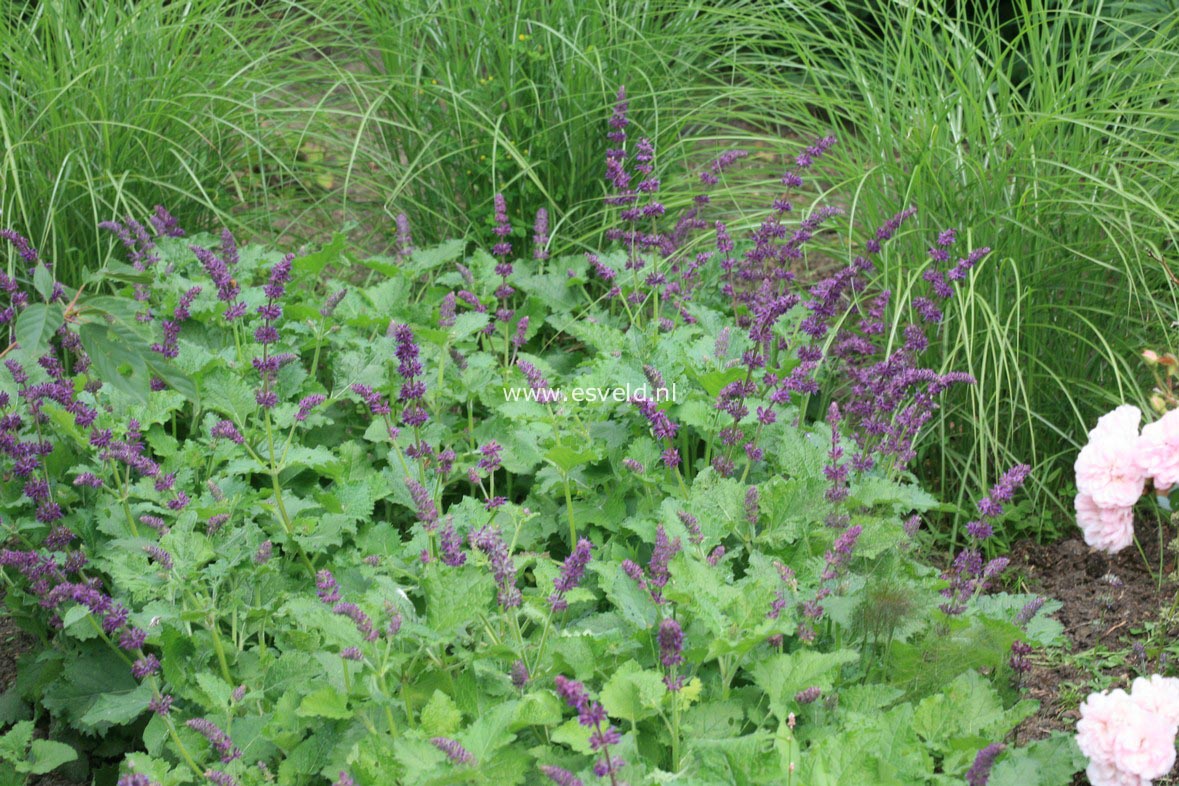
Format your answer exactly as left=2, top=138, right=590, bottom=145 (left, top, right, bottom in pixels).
left=208, top=613, right=233, bottom=685
left=165, top=718, right=205, bottom=778
left=562, top=473, right=577, bottom=545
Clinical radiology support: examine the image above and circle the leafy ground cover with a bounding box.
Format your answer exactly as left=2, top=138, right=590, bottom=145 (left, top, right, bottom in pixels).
left=2, top=2, right=1179, bottom=785
left=0, top=97, right=1103, bottom=785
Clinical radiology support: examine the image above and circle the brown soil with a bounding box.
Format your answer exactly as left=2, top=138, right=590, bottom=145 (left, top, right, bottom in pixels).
left=1010, top=517, right=1179, bottom=784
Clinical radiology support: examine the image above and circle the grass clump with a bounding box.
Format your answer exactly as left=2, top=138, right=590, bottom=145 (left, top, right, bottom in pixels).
left=700, top=0, right=1179, bottom=537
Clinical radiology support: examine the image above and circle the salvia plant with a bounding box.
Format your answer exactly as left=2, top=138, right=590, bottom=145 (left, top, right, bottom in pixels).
left=0, top=89, right=1087, bottom=785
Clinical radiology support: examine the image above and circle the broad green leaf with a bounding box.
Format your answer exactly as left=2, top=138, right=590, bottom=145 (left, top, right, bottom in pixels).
left=988, top=733, right=1085, bottom=786
left=31, top=265, right=54, bottom=301
left=420, top=690, right=462, bottom=737
left=750, top=650, right=857, bottom=721
left=19, top=740, right=77, bottom=775
left=423, top=567, right=494, bottom=634
left=600, top=661, right=666, bottom=724
left=15, top=303, right=65, bottom=361
left=78, top=682, right=153, bottom=728
left=295, top=232, right=346, bottom=275
left=296, top=686, right=352, bottom=720
left=0, top=721, right=34, bottom=761
left=545, top=445, right=599, bottom=473
left=79, top=320, right=150, bottom=404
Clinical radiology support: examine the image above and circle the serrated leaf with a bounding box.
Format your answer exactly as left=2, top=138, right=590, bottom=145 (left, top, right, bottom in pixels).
left=0, top=721, right=33, bottom=760
left=423, top=566, right=494, bottom=634
left=420, top=690, right=462, bottom=737
left=405, top=239, right=466, bottom=275
left=19, top=740, right=77, bottom=775
left=600, top=662, right=666, bottom=724
left=295, top=232, right=346, bottom=275
left=988, top=733, right=1085, bottom=786
left=545, top=445, right=599, bottom=473
left=296, top=686, right=352, bottom=720
left=750, top=650, right=857, bottom=721
left=511, top=691, right=563, bottom=729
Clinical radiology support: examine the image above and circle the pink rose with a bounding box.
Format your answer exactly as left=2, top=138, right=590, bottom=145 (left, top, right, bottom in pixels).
left=1131, top=675, right=1179, bottom=729
left=1086, top=760, right=1152, bottom=786
left=1094, top=404, right=1144, bottom=436
left=1078, top=683, right=1178, bottom=786
left=1137, top=408, right=1179, bottom=488
left=1075, top=493, right=1134, bottom=554
left=1075, top=406, right=1145, bottom=508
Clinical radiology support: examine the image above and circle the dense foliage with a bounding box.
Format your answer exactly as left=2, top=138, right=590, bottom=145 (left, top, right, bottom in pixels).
left=0, top=98, right=1093, bottom=785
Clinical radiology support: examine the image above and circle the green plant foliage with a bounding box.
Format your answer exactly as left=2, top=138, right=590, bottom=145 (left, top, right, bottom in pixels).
left=0, top=158, right=1078, bottom=783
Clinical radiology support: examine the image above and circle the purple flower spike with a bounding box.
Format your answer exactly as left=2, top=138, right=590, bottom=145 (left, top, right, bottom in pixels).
left=316, top=570, right=341, bottom=604
left=795, top=686, right=821, bottom=704
left=431, top=737, right=475, bottom=766
left=211, top=420, right=243, bottom=444
left=187, top=718, right=242, bottom=764
left=491, top=194, right=512, bottom=260
left=965, top=743, right=1005, bottom=786
left=131, top=654, right=161, bottom=679
left=439, top=520, right=466, bottom=567
left=204, top=770, right=238, bottom=786
left=296, top=394, right=326, bottom=422
left=540, top=765, right=583, bottom=786
left=549, top=538, right=592, bottom=611
left=469, top=526, right=520, bottom=609
left=395, top=213, right=414, bottom=259
left=533, top=208, right=550, bottom=261
left=118, top=774, right=155, bottom=786
left=658, top=618, right=685, bottom=690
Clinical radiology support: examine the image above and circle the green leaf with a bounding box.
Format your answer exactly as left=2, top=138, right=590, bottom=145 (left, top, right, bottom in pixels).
left=31, top=265, right=54, bottom=301
left=0, top=721, right=34, bottom=762
left=19, top=740, right=77, bottom=775
left=510, top=691, right=563, bottom=730
left=295, top=232, right=346, bottom=275
left=143, top=354, right=199, bottom=405
left=545, top=445, right=599, bottom=473
left=750, top=650, right=857, bottom=721
left=15, top=303, right=65, bottom=361
left=41, top=649, right=142, bottom=733
left=296, top=686, right=352, bottom=720
left=420, top=690, right=463, bottom=737
left=600, top=661, right=666, bottom=724
left=423, top=566, right=494, bottom=635
left=988, top=733, right=1085, bottom=786
left=912, top=671, right=1035, bottom=752
left=405, top=239, right=466, bottom=275
left=78, top=682, right=153, bottom=728
left=201, top=368, right=257, bottom=424
left=78, top=320, right=150, bottom=404
left=693, top=366, right=748, bottom=399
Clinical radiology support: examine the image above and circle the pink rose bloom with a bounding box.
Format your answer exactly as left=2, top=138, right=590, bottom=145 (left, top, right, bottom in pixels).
left=1094, top=404, right=1144, bottom=436
left=1078, top=686, right=1178, bottom=785
left=1075, top=493, right=1134, bottom=553
left=1137, top=408, right=1179, bottom=488
left=1131, top=675, right=1179, bottom=728
left=1086, top=760, right=1152, bottom=786
left=1075, top=406, right=1145, bottom=508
